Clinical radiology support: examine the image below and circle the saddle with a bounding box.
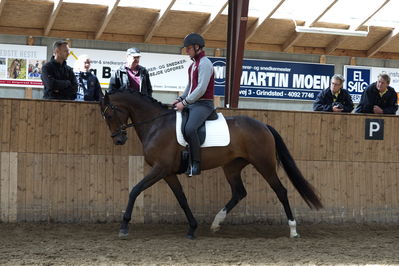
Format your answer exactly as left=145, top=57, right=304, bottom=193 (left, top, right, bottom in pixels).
left=176, top=109, right=229, bottom=174
left=180, top=108, right=218, bottom=145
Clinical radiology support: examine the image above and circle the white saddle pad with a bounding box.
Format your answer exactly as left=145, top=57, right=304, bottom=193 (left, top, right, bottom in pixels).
left=176, top=112, right=230, bottom=147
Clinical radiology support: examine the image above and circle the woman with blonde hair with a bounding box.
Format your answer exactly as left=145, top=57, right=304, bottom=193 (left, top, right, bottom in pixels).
left=74, top=55, right=102, bottom=101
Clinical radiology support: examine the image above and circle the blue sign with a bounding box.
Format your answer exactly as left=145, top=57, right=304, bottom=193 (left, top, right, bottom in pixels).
left=210, top=57, right=335, bottom=101
left=344, top=67, right=371, bottom=103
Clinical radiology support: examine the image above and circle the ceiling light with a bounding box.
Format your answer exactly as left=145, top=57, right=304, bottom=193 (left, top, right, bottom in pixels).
left=295, top=26, right=368, bottom=37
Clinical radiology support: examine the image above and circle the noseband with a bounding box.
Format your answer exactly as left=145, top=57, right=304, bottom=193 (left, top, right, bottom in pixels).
left=102, top=103, right=133, bottom=138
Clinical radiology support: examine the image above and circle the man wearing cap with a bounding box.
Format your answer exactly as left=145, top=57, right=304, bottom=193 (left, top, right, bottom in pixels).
left=108, top=47, right=152, bottom=96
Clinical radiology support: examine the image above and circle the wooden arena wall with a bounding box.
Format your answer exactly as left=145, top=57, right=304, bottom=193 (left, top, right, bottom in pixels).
left=0, top=98, right=398, bottom=224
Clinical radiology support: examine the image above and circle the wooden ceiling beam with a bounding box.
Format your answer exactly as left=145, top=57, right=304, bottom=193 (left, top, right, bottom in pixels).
left=367, top=28, right=399, bottom=57
left=325, top=0, right=390, bottom=54
left=3, top=25, right=399, bottom=60
left=198, top=1, right=228, bottom=36
left=245, top=0, right=285, bottom=43
left=95, top=0, right=120, bottom=40
left=282, top=0, right=338, bottom=52
left=144, top=0, right=175, bottom=43
left=0, top=0, right=7, bottom=17
left=44, top=0, right=63, bottom=36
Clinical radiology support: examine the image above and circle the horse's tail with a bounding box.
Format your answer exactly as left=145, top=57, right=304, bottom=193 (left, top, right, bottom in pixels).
left=267, top=125, right=323, bottom=210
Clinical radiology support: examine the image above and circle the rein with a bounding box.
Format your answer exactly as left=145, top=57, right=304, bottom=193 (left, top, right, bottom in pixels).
left=102, top=102, right=174, bottom=137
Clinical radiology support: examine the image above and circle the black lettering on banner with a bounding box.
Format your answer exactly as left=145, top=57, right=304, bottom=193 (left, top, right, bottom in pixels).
left=102, top=67, right=111, bottom=78
left=365, top=118, right=384, bottom=140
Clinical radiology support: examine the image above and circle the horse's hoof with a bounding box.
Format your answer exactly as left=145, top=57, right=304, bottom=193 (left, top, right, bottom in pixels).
left=119, top=229, right=129, bottom=239
left=186, top=234, right=196, bottom=240
left=210, top=225, right=220, bottom=233
left=290, top=233, right=300, bottom=238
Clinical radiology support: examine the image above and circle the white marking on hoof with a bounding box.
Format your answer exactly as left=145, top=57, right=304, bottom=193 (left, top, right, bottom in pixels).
left=211, top=208, right=227, bottom=232
left=288, top=219, right=300, bottom=238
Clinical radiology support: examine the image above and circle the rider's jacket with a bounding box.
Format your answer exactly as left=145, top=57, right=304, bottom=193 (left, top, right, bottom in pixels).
left=181, top=51, right=214, bottom=104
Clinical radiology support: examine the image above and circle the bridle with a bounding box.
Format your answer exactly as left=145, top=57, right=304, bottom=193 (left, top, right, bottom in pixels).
left=102, top=102, right=174, bottom=138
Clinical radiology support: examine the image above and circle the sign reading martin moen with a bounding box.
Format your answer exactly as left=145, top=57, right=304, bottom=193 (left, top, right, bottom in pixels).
left=209, top=57, right=334, bottom=101
left=365, top=119, right=384, bottom=140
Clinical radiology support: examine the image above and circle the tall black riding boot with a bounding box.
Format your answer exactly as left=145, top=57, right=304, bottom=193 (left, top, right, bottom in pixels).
left=186, top=142, right=201, bottom=177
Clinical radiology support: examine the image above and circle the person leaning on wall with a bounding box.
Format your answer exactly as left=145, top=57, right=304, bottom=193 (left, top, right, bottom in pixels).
left=313, top=74, right=354, bottom=113
left=74, top=55, right=103, bottom=101
left=107, top=47, right=152, bottom=97
left=355, top=73, right=398, bottom=114
left=41, top=40, right=77, bottom=100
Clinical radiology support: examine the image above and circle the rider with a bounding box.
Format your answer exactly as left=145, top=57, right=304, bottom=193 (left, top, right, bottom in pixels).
left=173, top=33, right=215, bottom=176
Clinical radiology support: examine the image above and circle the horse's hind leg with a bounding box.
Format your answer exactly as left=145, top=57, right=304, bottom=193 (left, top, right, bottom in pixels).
left=256, top=164, right=299, bottom=238
left=211, top=158, right=249, bottom=232
left=164, top=175, right=198, bottom=239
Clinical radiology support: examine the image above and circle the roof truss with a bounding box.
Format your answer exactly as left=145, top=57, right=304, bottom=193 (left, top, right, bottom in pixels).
left=0, top=0, right=6, bottom=17
left=325, top=0, right=390, bottom=54
left=198, top=1, right=228, bottom=36
left=245, top=0, right=285, bottom=43
left=144, top=0, right=176, bottom=43
left=282, top=0, right=338, bottom=52
left=44, top=0, right=63, bottom=36
left=95, top=0, right=120, bottom=40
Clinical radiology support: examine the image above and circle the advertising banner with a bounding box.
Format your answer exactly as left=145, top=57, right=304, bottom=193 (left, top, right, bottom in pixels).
left=344, top=65, right=399, bottom=103
left=0, top=44, right=47, bottom=87
left=210, top=57, right=335, bottom=101
left=67, top=48, right=191, bottom=91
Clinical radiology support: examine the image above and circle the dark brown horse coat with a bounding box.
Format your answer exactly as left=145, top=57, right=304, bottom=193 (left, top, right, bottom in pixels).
left=100, top=92, right=322, bottom=238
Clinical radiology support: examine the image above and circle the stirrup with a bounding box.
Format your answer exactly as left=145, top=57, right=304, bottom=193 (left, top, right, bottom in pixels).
left=186, top=162, right=201, bottom=177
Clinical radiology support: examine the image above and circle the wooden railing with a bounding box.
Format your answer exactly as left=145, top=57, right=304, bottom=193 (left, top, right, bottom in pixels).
left=1, top=98, right=398, bottom=224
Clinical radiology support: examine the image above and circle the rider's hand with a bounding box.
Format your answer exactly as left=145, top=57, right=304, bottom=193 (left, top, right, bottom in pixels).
left=172, top=99, right=180, bottom=105
left=174, top=101, right=185, bottom=111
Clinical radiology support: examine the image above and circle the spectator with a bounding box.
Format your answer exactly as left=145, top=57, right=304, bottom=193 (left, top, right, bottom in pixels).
left=41, top=40, right=77, bottom=100
left=108, top=47, right=152, bottom=97
left=313, top=74, right=354, bottom=113
left=74, top=55, right=103, bottom=101
left=355, top=73, right=398, bottom=114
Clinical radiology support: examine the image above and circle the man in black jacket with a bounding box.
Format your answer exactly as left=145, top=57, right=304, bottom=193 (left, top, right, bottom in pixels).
left=355, top=73, right=398, bottom=114
left=313, top=74, right=354, bottom=113
left=41, top=40, right=77, bottom=100
left=107, top=47, right=152, bottom=97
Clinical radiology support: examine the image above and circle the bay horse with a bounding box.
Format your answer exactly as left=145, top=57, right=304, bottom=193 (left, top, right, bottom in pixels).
left=100, top=91, right=322, bottom=239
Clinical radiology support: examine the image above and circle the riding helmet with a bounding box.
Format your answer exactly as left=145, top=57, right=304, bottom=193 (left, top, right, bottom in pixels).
left=183, top=33, right=205, bottom=48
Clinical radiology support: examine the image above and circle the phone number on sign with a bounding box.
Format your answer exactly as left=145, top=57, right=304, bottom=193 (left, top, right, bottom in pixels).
left=286, top=91, right=315, bottom=99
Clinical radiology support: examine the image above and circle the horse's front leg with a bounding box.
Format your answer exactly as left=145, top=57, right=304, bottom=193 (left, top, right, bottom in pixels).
left=119, top=166, right=165, bottom=238
left=164, top=175, right=198, bottom=239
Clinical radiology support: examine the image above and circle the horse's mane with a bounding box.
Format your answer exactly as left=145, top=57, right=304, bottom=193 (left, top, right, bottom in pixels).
left=110, top=91, right=173, bottom=110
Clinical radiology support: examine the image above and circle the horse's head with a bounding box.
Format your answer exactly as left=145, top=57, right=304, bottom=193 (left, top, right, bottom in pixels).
left=100, top=93, right=130, bottom=145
